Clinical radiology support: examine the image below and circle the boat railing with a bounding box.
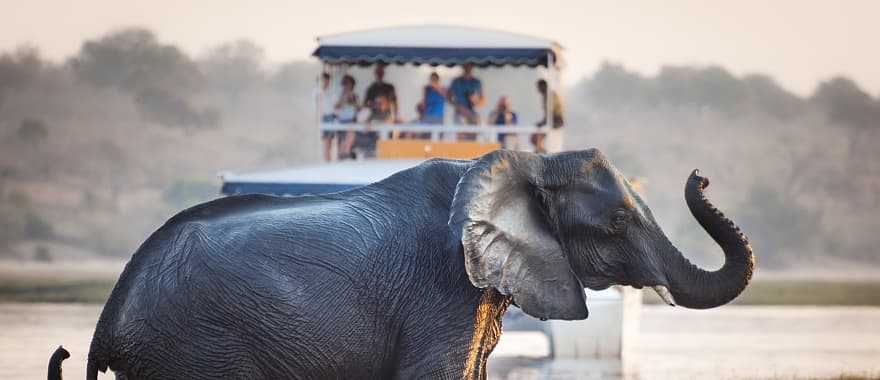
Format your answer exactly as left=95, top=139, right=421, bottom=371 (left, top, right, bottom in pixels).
left=320, top=122, right=544, bottom=143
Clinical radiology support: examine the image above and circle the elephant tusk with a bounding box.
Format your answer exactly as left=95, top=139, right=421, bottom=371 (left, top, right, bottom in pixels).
left=652, top=285, right=676, bottom=307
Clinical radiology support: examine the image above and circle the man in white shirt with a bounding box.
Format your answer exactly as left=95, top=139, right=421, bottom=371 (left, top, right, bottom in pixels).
left=315, top=72, right=339, bottom=161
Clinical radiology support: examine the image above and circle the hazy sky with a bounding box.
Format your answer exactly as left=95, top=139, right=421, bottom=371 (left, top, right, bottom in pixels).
left=3, top=0, right=879, bottom=95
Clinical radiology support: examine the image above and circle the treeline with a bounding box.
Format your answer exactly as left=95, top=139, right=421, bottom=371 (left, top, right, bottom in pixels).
left=575, top=62, right=880, bottom=126
left=4, top=29, right=878, bottom=134
left=0, top=28, right=319, bottom=258
left=0, top=28, right=318, bottom=130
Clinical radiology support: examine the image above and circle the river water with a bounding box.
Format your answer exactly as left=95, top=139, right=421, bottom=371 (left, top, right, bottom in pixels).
left=3, top=304, right=879, bottom=379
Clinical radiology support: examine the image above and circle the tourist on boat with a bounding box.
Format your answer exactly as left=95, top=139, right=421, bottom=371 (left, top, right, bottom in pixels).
left=354, top=64, right=397, bottom=158
left=532, top=79, right=565, bottom=153
left=335, top=74, right=359, bottom=160
left=403, top=102, right=431, bottom=140
left=392, top=72, right=445, bottom=140
left=364, top=63, right=398, bottom=122
left=487, top=95, right=519, bottom=149
left=368, top=95, right=395, bottom=124
left=352, top=93, right=394, bottom=158
left=316, top=72, right=338, bottom=162
left=420, top=72, right=446, bottom=125
left=448, top=63, right=484, bottom=140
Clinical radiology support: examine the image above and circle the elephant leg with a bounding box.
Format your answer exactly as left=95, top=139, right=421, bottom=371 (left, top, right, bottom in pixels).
left=395, top=289, right=511, bottom=380
left=393, top=356, right=467, bottom=380
left=392, top=326, right=501, bottom=380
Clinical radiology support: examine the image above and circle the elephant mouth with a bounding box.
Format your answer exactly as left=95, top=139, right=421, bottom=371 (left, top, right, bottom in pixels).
left=583, top=283, right=613, bottom=291
left=580, top=275, right=620, bottom=291
left=581, top=277, right=676, bottom=306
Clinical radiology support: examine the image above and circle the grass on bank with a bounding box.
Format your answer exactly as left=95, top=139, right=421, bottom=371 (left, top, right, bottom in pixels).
left=643, top=279, right=880, bottom=306
left=0, top=277, right=115, bottom=303
left=793, top=375, right=880, bottom=380
left=2, top=275, right=880, bottom=306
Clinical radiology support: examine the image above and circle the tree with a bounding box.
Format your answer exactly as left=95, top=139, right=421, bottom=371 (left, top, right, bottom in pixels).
left=69, top=28, right=203, bottom=95
left=17, top=118, right=50, bottom=144
left=655, top=65, right=748, bottom=114
left=741, top=74, right=803, bottom=120
left=0, top=45, right=46, bottom=106
left=737, top=183, right=823, bottom=268
left=269, top=61, right=318, bottom=92
left=578, top=62, right=653, bottom=108
left=812, top=76, right=880, bottom=157
left=69, top=28, right=218, bottom=128
left=812, top=76, right=878, bottom=130
left=199, top=39, right=266, bottom=99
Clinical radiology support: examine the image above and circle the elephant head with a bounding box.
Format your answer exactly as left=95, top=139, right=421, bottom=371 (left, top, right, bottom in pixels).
left=449, top=149, right=755, bottom=320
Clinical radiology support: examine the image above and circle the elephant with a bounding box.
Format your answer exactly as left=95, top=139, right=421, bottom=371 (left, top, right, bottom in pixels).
left=52, top=149, right=754, bottom=379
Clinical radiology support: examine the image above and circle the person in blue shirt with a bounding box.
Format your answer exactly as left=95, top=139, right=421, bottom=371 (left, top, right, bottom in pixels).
left=420, top=72, right=446, bottom=125
left=448, top=64, right=485, bottom=140
left=488, top=96, right=519, bottom=149
left=405, top=72, right=447, bottom=140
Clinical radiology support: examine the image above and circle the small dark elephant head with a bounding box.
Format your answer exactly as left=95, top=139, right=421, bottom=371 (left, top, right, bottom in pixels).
left=449, top=149, right=754, bottom=320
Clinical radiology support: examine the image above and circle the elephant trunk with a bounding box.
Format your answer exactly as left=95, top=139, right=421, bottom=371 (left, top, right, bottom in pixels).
left=664, top=170, right=755, bottom=309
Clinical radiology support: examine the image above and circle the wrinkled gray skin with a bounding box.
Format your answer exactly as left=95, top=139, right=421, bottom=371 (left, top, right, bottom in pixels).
left=62, top=149, right=752, bottom=380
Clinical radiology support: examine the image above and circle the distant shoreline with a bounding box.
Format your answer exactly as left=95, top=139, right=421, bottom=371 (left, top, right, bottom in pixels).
left=2, top=259, right=879, bottom=306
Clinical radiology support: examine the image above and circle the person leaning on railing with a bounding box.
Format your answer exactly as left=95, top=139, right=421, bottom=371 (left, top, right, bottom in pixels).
left=488, top=95, right=519, bottom=149
left=532, top=79, right=565, bottom=153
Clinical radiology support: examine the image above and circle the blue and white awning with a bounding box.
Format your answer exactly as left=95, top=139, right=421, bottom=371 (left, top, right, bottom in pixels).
left=313, top=25, right=563, bottom=68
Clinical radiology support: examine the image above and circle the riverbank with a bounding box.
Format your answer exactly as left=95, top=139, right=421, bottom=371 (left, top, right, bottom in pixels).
left=3, top=260, right=880, bottom=306
left=0, top=260, right=123, bottom=303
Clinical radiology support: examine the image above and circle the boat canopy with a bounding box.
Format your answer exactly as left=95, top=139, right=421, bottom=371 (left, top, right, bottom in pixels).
left=312, top=25, right=563, bottom=68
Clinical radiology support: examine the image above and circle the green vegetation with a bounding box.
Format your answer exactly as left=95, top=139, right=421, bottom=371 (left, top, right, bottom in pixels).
left=569, top=62, right=880, bottom=269
left=1, top=274, right=878, bottom=305
left=0, top=191, right=53, bottom=250
left=0, top=277, right=115, bottom=303
left=737, top=280, right=880, bottom=306
left=643, top=280, right=880, bottom=306
left=576, top=61, right=880, bottom=125
left=791, top=375, right=880, bottom=380
left=16, top=117, right=49, bottom=144
left=736, top=184, right=824, bottom=268
left=770, top=375, right=880, bottom=380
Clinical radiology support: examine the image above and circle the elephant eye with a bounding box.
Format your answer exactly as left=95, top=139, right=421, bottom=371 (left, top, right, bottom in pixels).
left=611, top=209, right=628, bottom=231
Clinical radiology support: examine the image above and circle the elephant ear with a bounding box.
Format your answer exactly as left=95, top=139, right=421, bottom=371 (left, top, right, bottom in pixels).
left=449, top=150, right=588, bottom=320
